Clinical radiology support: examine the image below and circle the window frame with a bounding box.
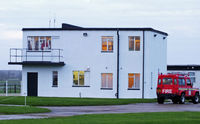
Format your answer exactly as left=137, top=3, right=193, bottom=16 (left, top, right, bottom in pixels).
left=128, top=36, right=140, bottom=51
left=101, top=36, right=114, bottom=52
left=128, top=73, right=140, bottom=90
left=101, top=73, right=113, bottom=90
left=52, top=71, right=58, bottom=87
left=72, top=71, right=89, bottom=87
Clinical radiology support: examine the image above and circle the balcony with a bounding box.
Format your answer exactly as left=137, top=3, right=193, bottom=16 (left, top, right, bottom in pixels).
left=8, top=48, right=65, bottom=66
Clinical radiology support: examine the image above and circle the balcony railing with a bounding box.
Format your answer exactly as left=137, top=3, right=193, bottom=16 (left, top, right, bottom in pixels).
left=9, top=48, right=64, bottom=65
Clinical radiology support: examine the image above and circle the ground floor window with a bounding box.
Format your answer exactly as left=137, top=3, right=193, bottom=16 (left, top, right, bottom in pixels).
left=101, top=73, right=113, bottom=89
left=52, top=71, right=58, bottom=87
left=128, top=73, right=140, bottom=89
left=73, top=71, right=89, bottom=86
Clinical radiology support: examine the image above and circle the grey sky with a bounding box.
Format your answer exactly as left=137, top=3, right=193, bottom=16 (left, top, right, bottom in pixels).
left=0, top=0, right=200, bottom=70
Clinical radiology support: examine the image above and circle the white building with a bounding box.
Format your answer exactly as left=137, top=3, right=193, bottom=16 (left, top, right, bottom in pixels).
left=9, top=23, right=168, bottom=98
left=167, top=65, right=200, bottom=89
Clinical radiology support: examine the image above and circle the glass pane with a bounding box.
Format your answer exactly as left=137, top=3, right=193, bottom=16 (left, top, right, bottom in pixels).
left=188, top=72, right=195, bottom=76
left=46, top=37, right=51, bottom=50
left=128, top=73, right=134, bottom=88
left=107, top=74, right=113, bottom=88
left=129, top=36, right=134, bottom=51
left=108, top=41, right=113, bottom=51
left=186, top=79, right=191, bottom=85
left=79, top=71, right=84, bottom=86
left=73, top=71, right=79, bottom=85
left=135, top=36, right=140, bottom=51
left=101, top=74, right=106, bottom=88
left=174, top=79, right=177, bottom=85
left=135, top=74, right=140, bottom=88
left=163, top=78, right=173, bottom=85
left=102, top=41, right=107, bottom=51
left=34, top=37, right=39, bottom=50
left=27, top=36, right=33, bottom=50
left=191, top=77, right=195, bottom=83
left=53, top=71, right=58, bottom=86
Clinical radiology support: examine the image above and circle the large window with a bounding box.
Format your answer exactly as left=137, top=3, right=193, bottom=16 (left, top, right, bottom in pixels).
left=102, top=36, right=113, bottom=52
left=128, top=73, right=140, bottom=89
left=178, top=78, right=186, bottom=86
left=73, top=71, right=85, bottom=86
left=163, top=78, right=173, bottom=85
left=101, top=73, right=113, bottom=89
left=129, top=36, right=140, bottom=51
left=52, top=71, right=58, bottom=87
left=27, top=36, right=51, bottom=51
left=188, top=72, right=195, bottom=83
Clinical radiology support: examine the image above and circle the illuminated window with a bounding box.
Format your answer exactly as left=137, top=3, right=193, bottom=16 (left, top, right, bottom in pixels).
left=102, top=36, right=113, bottom=52
left=52, top=71, right=58, bottom=87
left=101, top=73, right=113, bottom=89
left=73, top=71, right=85, bottom=86
left=27, top=36, right=51, bottom=51
left=129, top=36, right=140, bottom=51
left=128, top=73, right=140, bottom=89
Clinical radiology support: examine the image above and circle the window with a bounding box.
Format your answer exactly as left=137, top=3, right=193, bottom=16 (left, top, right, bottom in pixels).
left=128, top=73, right=140, bottom=89
left=73, top=71, right=86, bottom=86
left=27, top=36, right=51, bottom=51
left=186, top=79, right=192, bottom=85
left=178, top=78, right=186, bottom=86
left=101, top=73, right=113, bottom=89
left=52, top=71, right=58, bottom=87
left=129, top=36, right=140, bottom=51
left=174, top=79, right=177, bottom=85
left=158, top=79, right=161, bottom=85
left=188, top=72, right=195, bottom=83
left=163, top=78, right=172, bottom=85
left=101, top=36, right=113, bottom=52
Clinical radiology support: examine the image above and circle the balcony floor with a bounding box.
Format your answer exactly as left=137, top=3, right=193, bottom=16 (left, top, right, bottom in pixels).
left=8, top=61, right=65, bottom=66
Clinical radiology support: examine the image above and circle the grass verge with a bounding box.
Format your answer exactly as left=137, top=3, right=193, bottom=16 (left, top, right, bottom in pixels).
left=0, top=96, right=156, bottom=106
left=0, top=112, right=200, bottom=124
left=0, top=106, right=50, bottom=114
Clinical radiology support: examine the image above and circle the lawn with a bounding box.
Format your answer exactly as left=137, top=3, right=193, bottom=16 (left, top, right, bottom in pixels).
left=0, top=112, right=200, bottom=124
left=0, top=106, right=50, bottom=114
left=0, top=96, right=156, bottom=106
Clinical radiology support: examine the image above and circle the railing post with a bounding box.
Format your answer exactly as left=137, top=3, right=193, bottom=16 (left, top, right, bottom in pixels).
left=59, top=49, right=60, bottom=62
left=6, top=81, right=8, bottom=96
left=10, top=49, right=11, bottom=62
left=26, top=49, right=27, bottom=61
left=42, top=49, right=43, bottom=61
left=15, top=49, right=17, bottom=62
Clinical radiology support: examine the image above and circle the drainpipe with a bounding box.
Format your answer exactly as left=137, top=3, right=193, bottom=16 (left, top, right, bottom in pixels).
left=116, top=29, right=120, bottom=99
left=142, top=31, right=145, bottom=99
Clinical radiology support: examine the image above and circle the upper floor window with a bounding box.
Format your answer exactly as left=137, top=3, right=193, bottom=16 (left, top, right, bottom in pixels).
left=129, top=36, right=140, bottom=51
left=73, top=71, right=85, bottom=86
left=27, top=36, right=51, bottom=51
left=102, top=36, right=113, bottom=52
left=128, top=73, right=140, bottom=89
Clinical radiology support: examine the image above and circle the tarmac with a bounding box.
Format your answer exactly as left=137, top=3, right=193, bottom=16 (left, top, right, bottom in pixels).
left=1, top=102, right=200, bottom=120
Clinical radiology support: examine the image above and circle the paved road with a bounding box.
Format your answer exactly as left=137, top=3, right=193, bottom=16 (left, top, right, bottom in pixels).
left=1, top=103, right=200, bottom=120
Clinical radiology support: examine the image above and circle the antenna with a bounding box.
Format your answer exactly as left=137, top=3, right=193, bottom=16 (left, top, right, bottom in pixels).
left=53, top=13, right=56, bottom=28
left=49, top=19, right=51, bottom=28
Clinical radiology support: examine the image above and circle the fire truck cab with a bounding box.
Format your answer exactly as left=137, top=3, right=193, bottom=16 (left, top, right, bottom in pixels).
left=157, top=74, right=199, bottom=104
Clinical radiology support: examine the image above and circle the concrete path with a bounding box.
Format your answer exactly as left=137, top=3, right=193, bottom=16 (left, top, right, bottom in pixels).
left=1, top=103, right=200, bottom=120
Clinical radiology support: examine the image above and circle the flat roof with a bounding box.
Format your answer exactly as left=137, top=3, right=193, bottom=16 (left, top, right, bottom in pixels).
left=167, top=65, right=200, bottom=70
left=22, top=23, right=168, bottom=36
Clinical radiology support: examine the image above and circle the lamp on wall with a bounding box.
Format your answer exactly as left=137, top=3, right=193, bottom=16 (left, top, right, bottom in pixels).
left=154, top=34, right=157, bottom=37
left=163, top=37, right=166, bottom=39
left=83, top=33, right=88, bottom=37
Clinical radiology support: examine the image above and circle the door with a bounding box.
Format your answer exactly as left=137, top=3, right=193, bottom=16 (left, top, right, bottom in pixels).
left=27, top=72, right=38, bottom=96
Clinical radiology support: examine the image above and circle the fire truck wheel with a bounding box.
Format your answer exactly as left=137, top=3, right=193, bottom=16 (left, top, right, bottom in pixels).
left=192, top=93, right=199, bottom=104
left=179, top=93, right=185, bottom=104
left=157, top=97, right=164, bottom=104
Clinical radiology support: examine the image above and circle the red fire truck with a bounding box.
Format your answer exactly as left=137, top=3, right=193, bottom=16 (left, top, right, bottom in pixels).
left=157, top=73, right=199, bottom=104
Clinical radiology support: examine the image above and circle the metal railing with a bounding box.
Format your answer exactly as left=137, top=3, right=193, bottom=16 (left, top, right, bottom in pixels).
left=9, top=48, right=64, bottom=63
left=0, top=80, right=21, bottom=96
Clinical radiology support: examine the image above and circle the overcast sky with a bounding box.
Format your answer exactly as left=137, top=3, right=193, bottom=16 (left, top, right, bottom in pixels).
left=0, top=0, right=200, bottom=70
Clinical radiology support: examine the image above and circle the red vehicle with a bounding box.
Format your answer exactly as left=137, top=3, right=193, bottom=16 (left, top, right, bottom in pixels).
left=157, top=73, right=199, bottom=104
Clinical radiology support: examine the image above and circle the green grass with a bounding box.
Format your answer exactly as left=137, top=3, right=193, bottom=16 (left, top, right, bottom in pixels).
left=0, top=106, right=50, bottom=114
left=0, top=96, right=156, bottom=106
left=0, top=112, right=200, bottom=124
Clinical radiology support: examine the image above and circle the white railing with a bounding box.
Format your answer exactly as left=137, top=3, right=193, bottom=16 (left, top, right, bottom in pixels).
left=9, top=48, right=64, bottom=63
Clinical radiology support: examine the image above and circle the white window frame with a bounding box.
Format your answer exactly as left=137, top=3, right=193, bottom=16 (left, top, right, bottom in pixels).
left=101, top=36, right=113, bottom=52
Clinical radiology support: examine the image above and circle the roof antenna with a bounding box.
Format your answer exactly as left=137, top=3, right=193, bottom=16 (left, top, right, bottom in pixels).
left=53, top=13, right=56, bottom=28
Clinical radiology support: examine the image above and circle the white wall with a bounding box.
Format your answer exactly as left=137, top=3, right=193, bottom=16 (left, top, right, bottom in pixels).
left=144, top=31, right=167, bottom=98
left=22, top=30, right=167, bottom=98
